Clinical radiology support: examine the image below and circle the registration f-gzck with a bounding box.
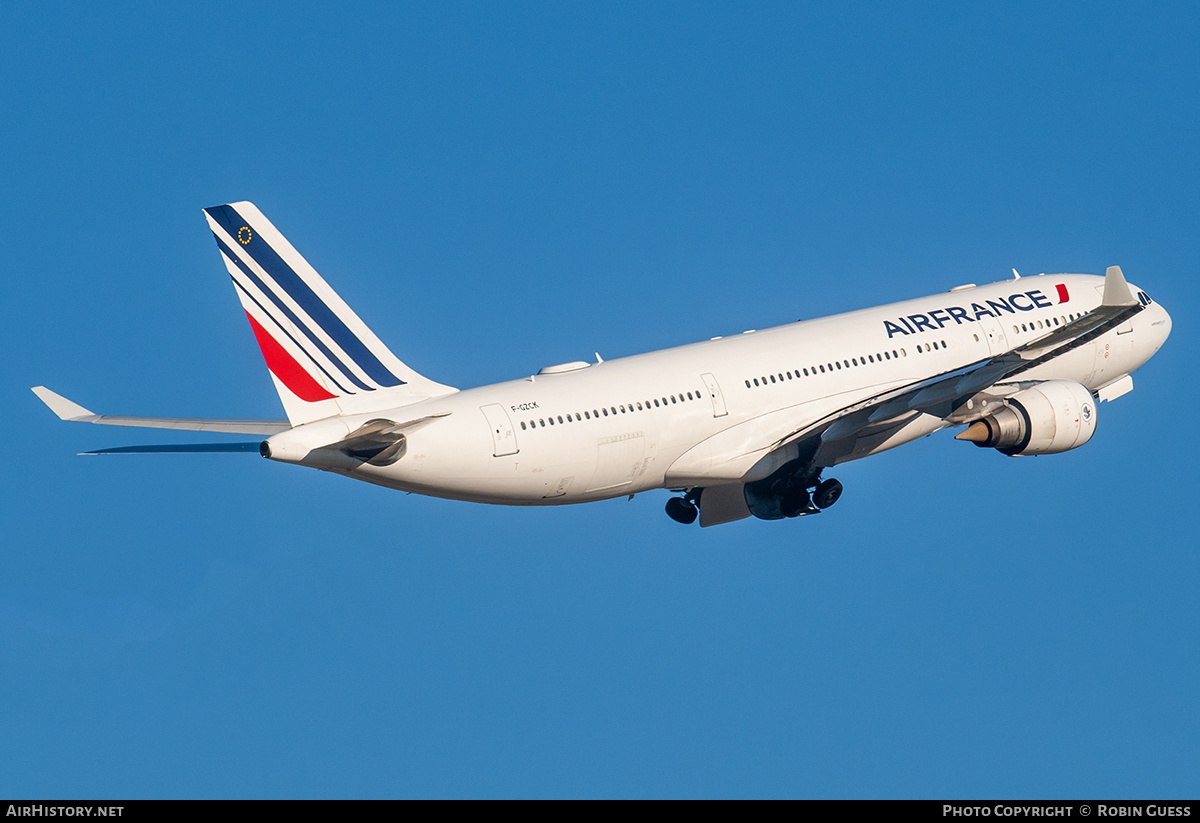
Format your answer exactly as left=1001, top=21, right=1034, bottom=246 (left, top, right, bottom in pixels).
left=33, top=202, right=1172, bottom=526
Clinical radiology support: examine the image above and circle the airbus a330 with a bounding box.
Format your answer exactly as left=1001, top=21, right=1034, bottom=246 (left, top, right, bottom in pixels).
left=34, top=202, right=1171, bottom=526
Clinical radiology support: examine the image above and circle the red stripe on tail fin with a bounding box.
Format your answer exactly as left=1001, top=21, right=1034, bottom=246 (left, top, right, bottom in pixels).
left=244, top=312, right=337, bottom=402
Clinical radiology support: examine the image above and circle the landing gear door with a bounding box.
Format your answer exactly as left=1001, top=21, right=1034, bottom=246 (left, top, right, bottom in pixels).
left=480, top=404, right=519, bottom=457
left=702, top=372, right=728, bottom=418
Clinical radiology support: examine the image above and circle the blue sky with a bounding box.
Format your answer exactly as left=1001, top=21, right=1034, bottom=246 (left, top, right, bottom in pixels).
left=3, top=1, right=1198, bottom=798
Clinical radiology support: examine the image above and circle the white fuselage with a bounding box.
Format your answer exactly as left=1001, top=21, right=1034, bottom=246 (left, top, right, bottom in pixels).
left=267, top=274, right=1171, bottom=504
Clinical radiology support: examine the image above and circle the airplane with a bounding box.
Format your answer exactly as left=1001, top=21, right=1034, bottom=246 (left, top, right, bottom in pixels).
left=33, top=201, right=1172, bottom=526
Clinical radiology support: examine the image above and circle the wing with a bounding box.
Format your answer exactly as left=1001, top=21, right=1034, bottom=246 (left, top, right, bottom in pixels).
left=781, top=266, right=1143, bottom=466
left=691, top=266, right=1144, bottom=526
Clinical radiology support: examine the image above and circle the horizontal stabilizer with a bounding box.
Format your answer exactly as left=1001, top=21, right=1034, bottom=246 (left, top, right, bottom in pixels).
left=81, top=442, right=261, bottom=455
left=32, top=386, right=94, bottom=420
left=32, top=387, right=290, bottom=435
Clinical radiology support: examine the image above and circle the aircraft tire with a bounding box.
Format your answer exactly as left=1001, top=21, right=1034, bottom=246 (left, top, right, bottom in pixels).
left=665, top=497, right=698, bottom=524
left=813, top=478, right=843, bottom=509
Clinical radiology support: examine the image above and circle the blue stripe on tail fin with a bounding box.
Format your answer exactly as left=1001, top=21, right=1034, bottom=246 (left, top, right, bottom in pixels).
left=204, top=204, right=404, bottom=388
left=203, top=201, right=458, bottom=426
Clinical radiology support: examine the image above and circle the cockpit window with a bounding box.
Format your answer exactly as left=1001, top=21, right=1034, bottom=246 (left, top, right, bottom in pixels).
left=1138, top=291, right=1153, bottom=305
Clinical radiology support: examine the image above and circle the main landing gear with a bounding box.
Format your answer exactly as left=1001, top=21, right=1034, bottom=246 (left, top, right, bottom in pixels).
left=777, top=477, right=842, bottom=517
left=747, top=474, right=844, bottom=521
left=665, top=477, right=844, bottom=524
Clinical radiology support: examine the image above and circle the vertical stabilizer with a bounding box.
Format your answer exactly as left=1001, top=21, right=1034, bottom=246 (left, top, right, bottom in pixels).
left=203, top=202, right=456, bottom=425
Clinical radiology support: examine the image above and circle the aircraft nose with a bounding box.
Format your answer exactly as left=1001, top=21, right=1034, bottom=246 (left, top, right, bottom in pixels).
left=1152, top=302, right=1172, bottom=349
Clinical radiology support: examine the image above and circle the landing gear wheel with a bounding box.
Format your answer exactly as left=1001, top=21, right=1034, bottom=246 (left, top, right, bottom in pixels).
left=812, top=478, right=843, bottom=509
left=665, top=496, right=698, bottom=524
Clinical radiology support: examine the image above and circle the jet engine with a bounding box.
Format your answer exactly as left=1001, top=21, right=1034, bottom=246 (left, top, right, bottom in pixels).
left=956, top=380, right=1097, bottom=456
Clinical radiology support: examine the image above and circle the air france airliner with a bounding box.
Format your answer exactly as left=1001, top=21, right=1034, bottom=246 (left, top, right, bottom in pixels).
left=33, top=202, right=1172, bottom=526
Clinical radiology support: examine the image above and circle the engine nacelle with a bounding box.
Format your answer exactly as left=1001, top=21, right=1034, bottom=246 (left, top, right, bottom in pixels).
left=957, top=380, right=1097, bottom=456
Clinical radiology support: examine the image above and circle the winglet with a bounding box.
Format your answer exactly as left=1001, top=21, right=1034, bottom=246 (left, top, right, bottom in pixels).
left=31, top=387, right=97, bottom=421
left=1102, top=265, right=1138, bottom=307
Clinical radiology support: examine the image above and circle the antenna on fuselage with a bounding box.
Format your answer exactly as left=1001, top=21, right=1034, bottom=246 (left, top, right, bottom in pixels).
left=1012, top=268, right=1021, bottom=279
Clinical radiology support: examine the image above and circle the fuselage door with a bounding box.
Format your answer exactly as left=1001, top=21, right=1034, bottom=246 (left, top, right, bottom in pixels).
left=480, top=404, right=519, bottom=457
left=977, top=314, right=1010, bottom=356
left=702, top=372, right=728, bottom=418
